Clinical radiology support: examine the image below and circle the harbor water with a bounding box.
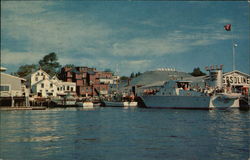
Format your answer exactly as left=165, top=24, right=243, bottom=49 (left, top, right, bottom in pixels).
left=0, top=107, right=249, bottom=160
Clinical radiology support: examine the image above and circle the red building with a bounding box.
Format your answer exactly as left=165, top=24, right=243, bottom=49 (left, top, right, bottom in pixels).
left=60, top=66, right=113, bottom=97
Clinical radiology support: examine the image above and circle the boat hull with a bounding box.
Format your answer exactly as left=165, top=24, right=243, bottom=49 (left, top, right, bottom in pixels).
left=104, top=101, right=138, bottom=107
left=140, top=95, right=239, bottom=109
left=76, top=102, right=94, bottom=109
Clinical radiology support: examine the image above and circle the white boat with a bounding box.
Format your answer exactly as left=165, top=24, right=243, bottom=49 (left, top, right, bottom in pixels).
left=104, top=101, right=138, bottom=107
left=140, top=66, right=240, bottom=110
left=124, top=101, right=138, bottom=107
left=76, top=102, right=94, bottom=109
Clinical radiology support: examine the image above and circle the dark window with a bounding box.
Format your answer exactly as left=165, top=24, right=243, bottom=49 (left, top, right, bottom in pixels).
left=41, top=83, right=44, bottom=88
left=50, top=83, right=53, bottom=88
left=67, top=86, right=70, bottom=90
left=35, top=77, right=38, bottom=81
left=0, top=85, right=10, bottom=91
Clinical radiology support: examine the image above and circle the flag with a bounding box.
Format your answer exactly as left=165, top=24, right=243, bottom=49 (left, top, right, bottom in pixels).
left=224, top=24, right=231, bottom=31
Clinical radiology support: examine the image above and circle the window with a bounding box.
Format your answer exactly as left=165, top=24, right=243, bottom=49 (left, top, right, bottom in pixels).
left=50, top=83, right=53, bottom=88
left=41, top=73, right=44, bottom=76
left=41, top=83, right=44, bottom=88
left=46, top=90, right=48, bottom=92
left=0, top=85, right=10, bottom=91
left=71, top=87, right=74, bottom=91
left=57, top=87, right=60, bottom=91
left=35, top=77, right=38, bottom=81
left=67, top=86, right=70, bottom=91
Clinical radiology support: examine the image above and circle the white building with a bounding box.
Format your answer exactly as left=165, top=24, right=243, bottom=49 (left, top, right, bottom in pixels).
left=223, top=70, right=250, bottom=87
left=0, top=67, right=29, bottom=106
left=27, top=69, right=76, bottom=98
left=100, top=75, right=120, bottom=85
left=222, top=70, right=249, bottom=94
left=0, top=68, right=28, bottom=97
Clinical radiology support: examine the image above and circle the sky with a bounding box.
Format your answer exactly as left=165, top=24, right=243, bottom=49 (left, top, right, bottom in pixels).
left=1, top=1, right=249, bottom=76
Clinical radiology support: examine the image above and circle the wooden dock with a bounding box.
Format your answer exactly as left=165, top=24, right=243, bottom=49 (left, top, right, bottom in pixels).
left=0, top=107, right=46, bottom=111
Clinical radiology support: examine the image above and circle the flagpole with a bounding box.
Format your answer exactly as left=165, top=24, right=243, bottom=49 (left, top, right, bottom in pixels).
left=230, top=27, right=236, bottom=71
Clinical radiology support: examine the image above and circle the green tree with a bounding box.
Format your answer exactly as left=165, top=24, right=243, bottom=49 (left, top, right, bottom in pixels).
left=16, top=64, right=38, bottom=77
left=120, top=76, right=129, bottom=80
left=39, top=52, right=61, bottom=76
left=104, top=68, right=112, bottom=72
left=130, top=72, right=135, bottom=78
left=104, top=68, right=114, bottom=75
left=191, top=67, right=206, bottom=77
left=64, top=64, right=75, bottom=68
left=135, top=72, right=141, bottom=77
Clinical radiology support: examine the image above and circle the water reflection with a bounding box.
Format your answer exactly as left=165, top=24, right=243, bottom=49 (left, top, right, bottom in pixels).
left=7, top=135, right=63, bottom=143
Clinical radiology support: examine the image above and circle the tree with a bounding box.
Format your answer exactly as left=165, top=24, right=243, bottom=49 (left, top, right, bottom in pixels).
left=16, top=64, right=38, bottom=77
left=120, top=76, right=129, bottom=80
left=135, top=72, right=141, bottom=77
left=104, top=68, right=112, bottom=72
left=191, top=67, right=206, bottom=77
left=64, top=64, right=75, bottom=68
left=104, top=68, right=114, bottom=75
left=130, top=72, right=135, bottom=78
left=39, top=52, right=61, bottom=76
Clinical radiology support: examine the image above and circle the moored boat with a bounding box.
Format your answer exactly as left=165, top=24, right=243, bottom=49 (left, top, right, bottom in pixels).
left=103, top=101, right=138, bottom=107
left=76, top=101, right=94, bottom=109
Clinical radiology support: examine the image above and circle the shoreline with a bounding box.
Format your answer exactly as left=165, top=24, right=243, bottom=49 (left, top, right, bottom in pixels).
left=0, top=106, right=46, bottom=111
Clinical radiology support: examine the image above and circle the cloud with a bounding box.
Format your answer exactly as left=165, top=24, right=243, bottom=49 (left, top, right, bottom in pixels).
left=120, top=60, right=153, bottom=75
left=111, top=37, right=189, bottom=57
left=1, top=1, right=53, bottom=15
left=216, top=18, right=233, bottom=24
left=1, top=1, right=113, bottom=56
left=1, top=49, right=44, bottom=65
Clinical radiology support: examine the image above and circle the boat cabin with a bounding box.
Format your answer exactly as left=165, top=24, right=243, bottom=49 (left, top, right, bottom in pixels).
left=176, top=81, right=191, bottom=90
left=156, top=80, right=204, bottom=96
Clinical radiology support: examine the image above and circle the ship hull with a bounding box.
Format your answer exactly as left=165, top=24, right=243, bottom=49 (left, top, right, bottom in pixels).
left=140, top=95, right=239, bottom=110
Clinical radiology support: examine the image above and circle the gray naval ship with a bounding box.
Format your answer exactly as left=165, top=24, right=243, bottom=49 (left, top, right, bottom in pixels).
left=140, top=65, right=241, bottom=109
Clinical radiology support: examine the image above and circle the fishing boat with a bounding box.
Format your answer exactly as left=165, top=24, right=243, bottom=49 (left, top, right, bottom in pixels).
left=140, top=65, right=241, bottom=110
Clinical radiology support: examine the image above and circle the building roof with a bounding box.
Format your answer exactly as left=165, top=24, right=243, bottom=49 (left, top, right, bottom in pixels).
left=223, top=70, right=250, bottom=77
left=126, top=70, right=192, bottom=86
left=0, top=72, right=26, bottom=81
left=0, top=67, right=7, bottom=72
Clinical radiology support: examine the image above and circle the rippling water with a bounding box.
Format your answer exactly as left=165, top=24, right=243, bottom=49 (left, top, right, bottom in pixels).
left=0, top=107, right=249, bottom=160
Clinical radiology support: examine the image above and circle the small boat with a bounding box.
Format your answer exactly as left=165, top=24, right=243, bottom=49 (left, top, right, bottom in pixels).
left=103, top=101, right=138, bottom=107
left=76, top=102, right=94, bottom=109
left=103, top=101, right=124, bottom=107
left=124, top=101, right=138, bottom=107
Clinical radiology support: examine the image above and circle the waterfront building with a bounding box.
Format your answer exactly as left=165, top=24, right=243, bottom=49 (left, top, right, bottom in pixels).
left=60, top=66, right=116, bottom=97
left=27, top=68, right=76, bottom=98
left=0, top=67, right=29, bottom=106
left=222, top=70, right=249, bottom=95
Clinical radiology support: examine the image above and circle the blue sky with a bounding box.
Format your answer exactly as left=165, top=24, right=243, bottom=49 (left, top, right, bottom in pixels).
left=1, top=1, right=249, bottom=76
